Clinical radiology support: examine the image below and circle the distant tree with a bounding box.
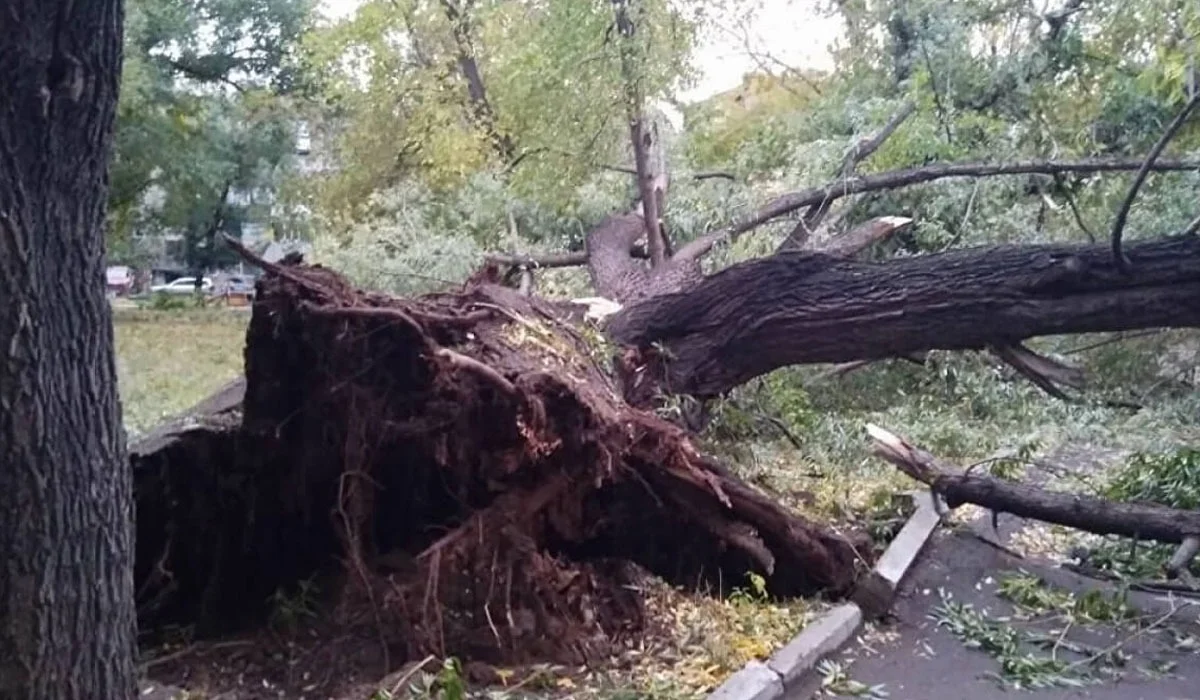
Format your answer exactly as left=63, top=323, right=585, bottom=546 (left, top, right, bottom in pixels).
left=108, top=0, right=314, bottom=273
left=0, top=1, right=137, bottom=699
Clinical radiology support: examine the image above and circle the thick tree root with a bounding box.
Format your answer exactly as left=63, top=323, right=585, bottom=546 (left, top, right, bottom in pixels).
left=132, top=259, right=864, bottom=667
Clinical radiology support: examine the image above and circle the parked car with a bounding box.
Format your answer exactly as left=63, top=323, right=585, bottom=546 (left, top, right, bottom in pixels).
left=223, top=275, right=256, bottom=297
left=150, top=277, right=214, bottom=295
left=105, top=266, right=134, bottom=296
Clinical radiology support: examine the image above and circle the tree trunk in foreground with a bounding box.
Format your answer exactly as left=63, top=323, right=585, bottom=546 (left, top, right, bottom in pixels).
left=0, top=2, right=135, bottom=699
left=607, top=236, right=1200, bottom=398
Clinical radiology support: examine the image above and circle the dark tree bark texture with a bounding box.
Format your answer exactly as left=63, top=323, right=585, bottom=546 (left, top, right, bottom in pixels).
left=608, top=236, right=1200, bottom=398
left=0, top=2, right=136, bottom=699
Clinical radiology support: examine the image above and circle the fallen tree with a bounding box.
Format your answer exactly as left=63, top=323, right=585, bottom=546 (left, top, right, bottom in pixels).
left=866, top=424, right=1200, bottom=578
left=606, top=234, right=1200, bottom=399
left=132, top=247, right=867, bottom=666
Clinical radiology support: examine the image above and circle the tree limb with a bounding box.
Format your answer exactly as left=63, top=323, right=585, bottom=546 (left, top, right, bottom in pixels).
left=1110, top=91, right=1200, bottom=272
left=988, top=342, right=1085, bottom=400
left=812, top=215, right=912, bottom=256
left=1184, top=212, right=1200, bottom=238
left=780, top=101, right=916, bottom=251
left=488, top=157, right=1199, bottom=274
left=675, top=157, right=1200, bottom=264
left=866, top=424, right=1200, bottom=545
left=612, top=0, right=668, bottom=267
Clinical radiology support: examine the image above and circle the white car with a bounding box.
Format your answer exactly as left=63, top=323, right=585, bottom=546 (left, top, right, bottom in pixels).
left=150, top=277, right=214, bottom=295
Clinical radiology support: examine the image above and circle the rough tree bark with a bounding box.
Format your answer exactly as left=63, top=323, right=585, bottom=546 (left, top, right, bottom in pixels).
left=607, top=235, right=1200, bottom=398
left=0, top=2, right=136, bottom=699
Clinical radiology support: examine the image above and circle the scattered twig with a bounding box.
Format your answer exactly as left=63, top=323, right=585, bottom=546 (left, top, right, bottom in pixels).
left=389, top=655, right=437, bottom=696
left=1110, top=91, right=1200, bottom=273
left=1066, top=600, right=1191, bottom=671
left=1054, top=174, right=1097, bottom=243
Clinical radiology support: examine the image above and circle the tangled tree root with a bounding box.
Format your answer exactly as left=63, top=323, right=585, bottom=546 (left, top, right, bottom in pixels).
left=132, top=256, right=867, bottom=668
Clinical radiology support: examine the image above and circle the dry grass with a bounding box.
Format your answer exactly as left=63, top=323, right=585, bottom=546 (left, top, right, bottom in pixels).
left=114, top=308, right=248, bottom=439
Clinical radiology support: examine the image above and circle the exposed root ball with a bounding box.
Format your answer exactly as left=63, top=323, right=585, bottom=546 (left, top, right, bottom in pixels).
left=133, top=258, right=864, bottom=667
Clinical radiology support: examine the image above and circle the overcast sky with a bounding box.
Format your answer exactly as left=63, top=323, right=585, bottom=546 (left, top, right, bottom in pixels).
left=318, top=0, right=843, bottom=102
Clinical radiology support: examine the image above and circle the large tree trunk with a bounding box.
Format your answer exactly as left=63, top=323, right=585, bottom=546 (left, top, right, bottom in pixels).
left=0, top=2, right=135, bottom=699
left=607, top=235, right=1200, bottom=398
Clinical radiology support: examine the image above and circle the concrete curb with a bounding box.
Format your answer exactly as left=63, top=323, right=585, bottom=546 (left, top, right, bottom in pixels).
left=705, top=490, right=944, bottom=700
left=851, top=490, right=945, bottom=620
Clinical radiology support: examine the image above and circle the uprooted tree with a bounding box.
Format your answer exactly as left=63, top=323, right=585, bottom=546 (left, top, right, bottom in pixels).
left=132, top=146, right=1200, bottom=676
left=128, top=0, right=1200, bottom=686
left=132, top=250, right=866, bottom=668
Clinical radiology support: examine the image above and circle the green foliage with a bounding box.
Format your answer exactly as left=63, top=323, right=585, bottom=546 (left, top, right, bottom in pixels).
left=1105, top=448, right=1200, bottom=510
left=301, top=0, right=700, bottom=218
left=267, top=576, right=321, bottom=631
left=932, top=590, right=1090, bottom=690
left=110, top=0, right=314, bottom=266
left=996, top=572, right=1134, bottom=623
left=728, top=571, right=769, bottom=605
left=1077, top=448, right=1200, bottom=579
left=816, top=659, right=890, bottom=699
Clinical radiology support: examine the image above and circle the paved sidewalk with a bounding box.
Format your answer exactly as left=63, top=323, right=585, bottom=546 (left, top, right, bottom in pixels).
left=789, top=527, right=1200, bottom=700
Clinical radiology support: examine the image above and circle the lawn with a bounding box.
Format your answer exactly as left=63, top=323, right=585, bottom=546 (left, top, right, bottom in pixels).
left=114, top=308, right=248, bottom=439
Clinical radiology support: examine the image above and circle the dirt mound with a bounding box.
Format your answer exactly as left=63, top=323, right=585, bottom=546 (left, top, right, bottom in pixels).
left=133, top=255, right=866, bottom=675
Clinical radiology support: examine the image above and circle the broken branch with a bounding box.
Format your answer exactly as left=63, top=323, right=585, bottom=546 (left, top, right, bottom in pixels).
left=867, top=424, right=1200, bottom=545
left=812, top=216, right=912, bottom=256
left=780, top=102, right=913, bottom=251
left=675, top=157, right=1200, bottom=263
left=1110, top=92, right=1200, bottom=272
left=1166, top=536, right=1200, bottom=579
